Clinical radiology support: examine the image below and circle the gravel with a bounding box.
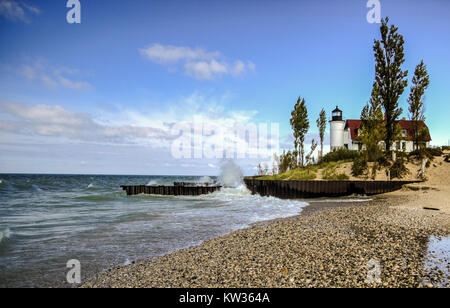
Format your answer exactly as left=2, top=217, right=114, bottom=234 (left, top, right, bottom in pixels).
left=82, top=195, right=449, bottom=288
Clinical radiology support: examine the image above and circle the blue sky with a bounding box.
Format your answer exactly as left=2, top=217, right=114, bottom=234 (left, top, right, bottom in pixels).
left=0, top=0, right=449, bottom=175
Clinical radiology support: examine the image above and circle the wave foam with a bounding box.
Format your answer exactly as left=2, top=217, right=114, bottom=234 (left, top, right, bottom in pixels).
left=198, top=176, right=214, bottom=184
left=196, top=184, right=309, bottom=223
left=218, top=161, right=243, bottom=188
left=146, top=180, right=159, bottom=186
left=310, top=198, right=373, bottom=203
left=0, top=228, right=11, bottom=243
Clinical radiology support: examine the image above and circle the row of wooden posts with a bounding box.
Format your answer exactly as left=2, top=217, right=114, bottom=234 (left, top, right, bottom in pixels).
left=121, top=179, right=418, bottom=198
left=243, top=178, right=420, bottom=198
left=121, top=183, right=222, bottom=196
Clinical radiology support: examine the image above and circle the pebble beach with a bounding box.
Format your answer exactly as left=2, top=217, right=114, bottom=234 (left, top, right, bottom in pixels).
left=82, top=193, right=449, bottom=288
left=82, top=155, right=450, bottom=288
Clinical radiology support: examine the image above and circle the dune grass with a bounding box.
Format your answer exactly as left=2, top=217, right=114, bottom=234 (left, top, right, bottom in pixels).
left=321, top=161, right=350, bottom=180
left=257, top=160, right=351, bottom=181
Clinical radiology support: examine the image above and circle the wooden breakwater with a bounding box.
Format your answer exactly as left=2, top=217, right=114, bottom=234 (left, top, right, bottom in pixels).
left=121, top=182, right=222, bottom=196
left=244, top=178, right=420, bottom=198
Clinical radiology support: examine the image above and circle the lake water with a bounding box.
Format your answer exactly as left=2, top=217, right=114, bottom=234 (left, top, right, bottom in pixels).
left=0, top=174, right=309, bottom=287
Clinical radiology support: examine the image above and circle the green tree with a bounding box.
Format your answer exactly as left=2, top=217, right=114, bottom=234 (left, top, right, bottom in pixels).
left=279, top=150, right=296, bottom=174
left=305, top=139, right=318, bottom=165
left=408, top=60, right=430, bottom=150
left=316, top=109, right=327, bottom=161
left=372, top=17, right=408, bottom=152
left=290, top=97, right=310, bottom=167
left=360, top=87, right=386, bottom=161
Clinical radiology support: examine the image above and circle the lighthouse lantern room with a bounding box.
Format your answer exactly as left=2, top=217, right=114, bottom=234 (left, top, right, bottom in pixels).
left=330, top=106, right=345, bottom=151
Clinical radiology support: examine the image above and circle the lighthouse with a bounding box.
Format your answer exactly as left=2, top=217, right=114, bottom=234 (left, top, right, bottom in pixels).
left=330, top=106, right=345, bottom=151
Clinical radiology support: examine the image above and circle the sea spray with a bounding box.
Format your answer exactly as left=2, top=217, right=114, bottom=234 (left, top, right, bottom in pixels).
left=146, top=180, right=159, bottom=186
left=0, top=228, right=11, bottom=243
left=218, top=160, right=244, bottom=188
left=198, top=176, right=214, bottom=184
left=123, top=259, right=132, bottom=266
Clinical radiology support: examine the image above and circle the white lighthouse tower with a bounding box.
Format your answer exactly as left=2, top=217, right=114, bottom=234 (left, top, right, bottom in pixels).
left=330, top=106, right=345, bottom=151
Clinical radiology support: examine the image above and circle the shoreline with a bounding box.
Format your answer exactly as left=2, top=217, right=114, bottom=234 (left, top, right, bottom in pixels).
left=82, top=188, right=449, bottom=288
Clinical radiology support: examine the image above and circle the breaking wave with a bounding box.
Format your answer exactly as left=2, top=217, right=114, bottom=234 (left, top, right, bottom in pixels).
left=0, top=228, right=11, bottom=244
left=198, top=176, right=214, bottom=184
left=146, top=180, right=160, bottom=186
left=218, top=160, right=243, bottom=188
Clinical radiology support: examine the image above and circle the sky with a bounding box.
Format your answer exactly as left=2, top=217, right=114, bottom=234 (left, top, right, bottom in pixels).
left=0, top=0, right=449, bottom=176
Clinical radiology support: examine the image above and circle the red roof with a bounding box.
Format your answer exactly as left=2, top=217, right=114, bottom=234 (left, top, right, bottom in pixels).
left=345, top=120, right=362, bottom=140
left=345, top=119, right=431, bottom=142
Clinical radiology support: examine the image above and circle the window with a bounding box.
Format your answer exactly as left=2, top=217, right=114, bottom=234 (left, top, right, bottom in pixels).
left=402, top=130, right=407, bottom=138
left=402, top=142, right=406, bottom=150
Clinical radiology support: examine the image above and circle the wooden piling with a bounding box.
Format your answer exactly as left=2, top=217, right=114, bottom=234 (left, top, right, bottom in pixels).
left=243, top=178, right=420, bottom=199
left=121, top=183, right=222, bottom=196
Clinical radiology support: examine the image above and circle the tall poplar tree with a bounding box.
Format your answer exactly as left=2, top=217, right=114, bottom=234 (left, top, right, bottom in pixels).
left=290, top=97, right=309, bottom=167
left=360, top=87, right=386, bottom=161
left=372, top=17, right=408, bottom=151
left=316, top=109, right=327, bottom=161
left=408, top=60, right=430, bottom=150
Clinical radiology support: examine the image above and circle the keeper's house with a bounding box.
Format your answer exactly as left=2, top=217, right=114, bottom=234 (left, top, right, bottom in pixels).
left=329, top=106, right=431, bottom=152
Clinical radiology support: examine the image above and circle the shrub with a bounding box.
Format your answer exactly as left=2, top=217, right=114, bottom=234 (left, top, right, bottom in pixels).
left=445, top=154, right=450, bottom=163
left=441, top=146, right=450, bottom=151
left=427, top=147, right=443, bottom=157
left=335, top=173, right=350, bottom=180
left=390, top=157, right=409, bottom=179
left=370, top=163, right=379, bottom=180
left=408, top=148, right=442, bottom=160
left=322, top=148, right=361, bottom=163
left=259, top=168, right=317, bottom=180
left=322, top=162, right=350, bottom=180
left=376, top=153, right=390, bottom=167
left=352, top=156, right=368, bottom=177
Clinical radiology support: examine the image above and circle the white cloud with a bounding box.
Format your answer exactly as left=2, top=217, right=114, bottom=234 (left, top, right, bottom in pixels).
left=19, top=61, right=93, bottom=91
left=185, top=60, right=228, bottom=80
left=58, top=76, right=93, bottom=90
left=139, top=44, right=220, bottom=63
left=0, top=102, right=172, bottom=145
left=0, top=92, right=276, bottom=161
left=0, top=94, right=279, bottom=175
left=140, top=43, right=255, bottom=80
left=0, top=102, right=87, bottom=125
left=0, top=0, right=40, bottom=22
